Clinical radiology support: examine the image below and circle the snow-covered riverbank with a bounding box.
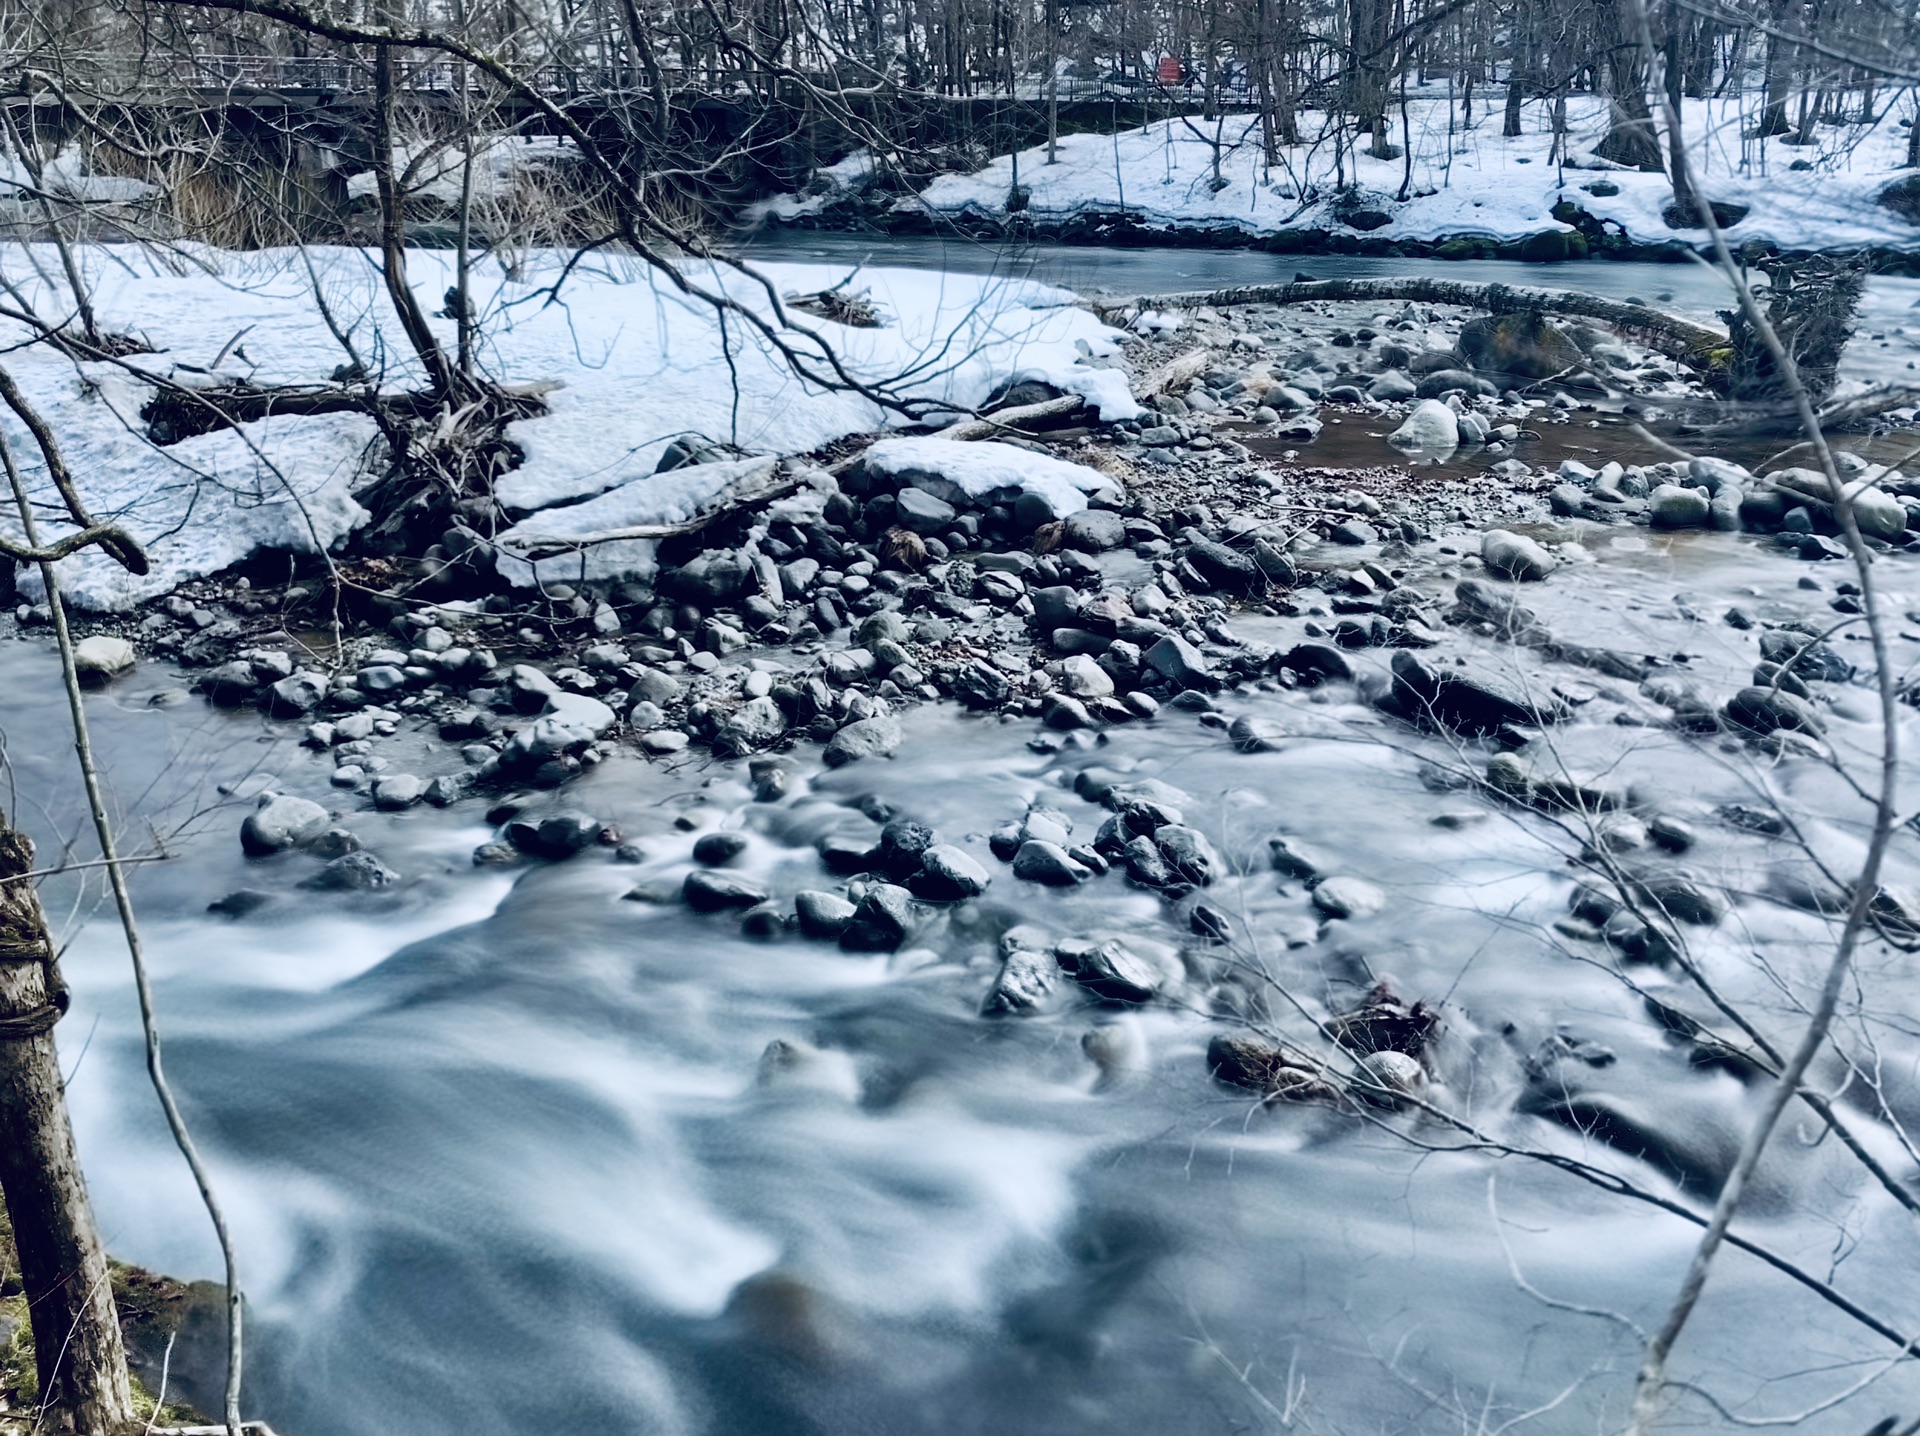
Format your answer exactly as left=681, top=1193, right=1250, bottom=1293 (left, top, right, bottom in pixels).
left=0, top=245, right=1133, bottom=608
left=761, top=93, right=1920, bottom=256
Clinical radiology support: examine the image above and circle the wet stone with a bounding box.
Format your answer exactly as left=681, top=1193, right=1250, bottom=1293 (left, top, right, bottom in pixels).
left=302, top=852, right=399, bottom=891
left=684, top=870, right=770, bottom=912
left=372, top=774, right=426, bottom=810
left=983, top=935, right=1059, bottom=1016
left=1055, top=937, right=1159, bottom=1004
left=910, top=843, right=991, bottom=901
left=1155, top=825, right=1220, bottom=886
left=1312, top=875, right=1387, bottom=919
left=1012, top=840, right=1093, bottom=885
left=241, top=793, right=330, bottom=856
left=794, top=890, right=858, bottom=939
left=840, top=883, right=915, bottom=951
left=693, top=832, right=750, bottom=866
left=824, top=714, right=903, bottom=767
left=508, top=812, right=604, bottom=859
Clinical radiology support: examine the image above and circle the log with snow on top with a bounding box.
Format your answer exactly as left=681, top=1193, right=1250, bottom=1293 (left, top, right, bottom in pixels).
left=1100, top=278, right=1729, bottom=369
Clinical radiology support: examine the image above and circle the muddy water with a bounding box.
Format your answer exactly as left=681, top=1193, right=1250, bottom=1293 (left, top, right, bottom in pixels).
left=16, top=513, right=1920, bottom=1434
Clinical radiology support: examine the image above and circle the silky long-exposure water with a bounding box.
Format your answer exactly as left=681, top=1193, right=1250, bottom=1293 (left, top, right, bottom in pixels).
left=16, top=507, right=1920, bottom=1434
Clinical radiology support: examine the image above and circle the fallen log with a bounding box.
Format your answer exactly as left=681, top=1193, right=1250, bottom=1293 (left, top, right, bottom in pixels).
left=1137, top=346, right=1214, bottom=397
left=504, top=467, right=810, bottom=560
left=1104, top=280, right=1728, bottom=369
left=936, top=393, right=1085, bottom=440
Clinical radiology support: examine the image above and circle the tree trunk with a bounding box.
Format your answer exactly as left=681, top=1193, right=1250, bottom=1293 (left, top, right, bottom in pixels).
left=1595, top=0, right=1667, bottom=172
left=1663, top=0, right=1696, bottom=212
left=1503, top=75, right=1526, bottom=138
left=0, top=821, right=136, bottom=1434
left=373, top=45, right=460, bottom=399
left=1758, top=28, right=1792, bottom=136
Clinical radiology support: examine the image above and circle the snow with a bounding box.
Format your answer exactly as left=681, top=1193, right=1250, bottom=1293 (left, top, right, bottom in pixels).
left=910, top=94, right=1920, bottom=253
left=859, top=436, right=1119, bottom=516
left=0, top=142, right=159, bottom=206
left=745, top=150, right=877, bottom=224
left=492, top=455, right=783, bottom=589
left=0, top=242, right=1137, bottom=607
left=0, top=362, right=375, bottom=611
left=344, top=135, right=582, bottom=207
left=491, top=256, right=1138, bottom=510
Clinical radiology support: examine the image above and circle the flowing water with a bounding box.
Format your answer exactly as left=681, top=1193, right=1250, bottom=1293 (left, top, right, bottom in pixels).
left=22, top=244, right=1920, bottom=1435
left=739, top=231, right=1920, bottom=389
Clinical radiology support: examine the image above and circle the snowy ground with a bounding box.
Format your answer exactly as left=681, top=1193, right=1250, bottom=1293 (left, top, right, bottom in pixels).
left=0, top=243, right=1136, bottom=608
left=887, top=92, right=1920, bottom=251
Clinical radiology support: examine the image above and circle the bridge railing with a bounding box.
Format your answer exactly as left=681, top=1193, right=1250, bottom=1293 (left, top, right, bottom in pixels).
left=17, top=50, right=1261, bottom=107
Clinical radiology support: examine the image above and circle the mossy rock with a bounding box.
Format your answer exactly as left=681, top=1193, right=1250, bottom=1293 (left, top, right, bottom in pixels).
left=1881, top=174, right=1920, bottom=224
left=0, top=1210, right=204, bottom=1431
left=1459, top=311, right=1586, bottom=379
left=1518, top=229, right=1579, bottom=262
left=1435, top=237, right=1482, bottom=260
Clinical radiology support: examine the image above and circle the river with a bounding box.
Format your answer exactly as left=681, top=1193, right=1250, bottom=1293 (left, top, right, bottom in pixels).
left=20, top=242, right=1920, bottom=1434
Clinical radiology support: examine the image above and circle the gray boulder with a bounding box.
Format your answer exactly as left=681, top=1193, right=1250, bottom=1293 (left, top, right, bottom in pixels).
left=683, top=870, right=769, bottom=912
left=911, top=844, right=991, bottom=901
left=1724, top=686, right=1825, bottom=736
left=262, top=671, right=328, bottom=718
left=823, top=713, right=903, bottom=767
left=1155, top=825, right=1220, bottom=885
left=241, top=793, right=330, bottom=856
left=1312, top=875, right=1387, bottom=919
left=301, top=852, right=399, bottom=891
left=794, top=890, right=857, bottom=939
left=1649, top=484, right=1710, bottom=528
left=1388, top=399, right=1459, bottom=450
left=202, top=660, right=260, bottom=707
left=1182, top=533, right=1260, bottom=593
left=507, top=811, right=604, bottom=859
left=1063, top=509, right=1127, bottom=552
left=1055, top=937, right=1159, bottom=1003
left=1366, top=370, right=1417, bottom=402
left=717, top=697, right=789, bottom=755
left=1011, top=840, right=1093, bottom=885
left=895, top=487, right=957, bottom=534
left=371, top=774, right=426, bottom=810
left=840, top=883, right=915, bottom=951
left=1390, top=650, right=1562, bottom=735
left=1480, top=528, right=1558, bottom=581
left=982, top=932, right=1058, bottom=1016
left=72, top=635, right=136, bottom=685
left=1144, top=635, right=1212, bottom=689
left=1414, top=369, right=1496, bottom=399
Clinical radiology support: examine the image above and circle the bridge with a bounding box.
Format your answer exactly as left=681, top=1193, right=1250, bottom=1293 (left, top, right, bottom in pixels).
left=18, top=50, right=1260, bottom=114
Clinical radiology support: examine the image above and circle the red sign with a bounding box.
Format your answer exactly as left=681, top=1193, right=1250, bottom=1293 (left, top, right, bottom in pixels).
left=1156, top=55, right=1184, bottom=84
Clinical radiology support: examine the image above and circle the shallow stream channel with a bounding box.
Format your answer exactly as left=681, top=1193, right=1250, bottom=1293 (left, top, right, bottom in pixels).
left=25, top=243, right=1920, bottom=1434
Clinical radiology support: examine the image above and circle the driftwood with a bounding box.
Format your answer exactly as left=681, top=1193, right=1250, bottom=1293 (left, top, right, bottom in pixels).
left=1137, top=346, right=1214, bottom=397
left=141, top=377, right=555, bottom=446
left=1107, top=280, right=1728, bottom=368
left=936, top=392, right=1085, bottom=440
left=504, top=466, right=809, bottom=560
